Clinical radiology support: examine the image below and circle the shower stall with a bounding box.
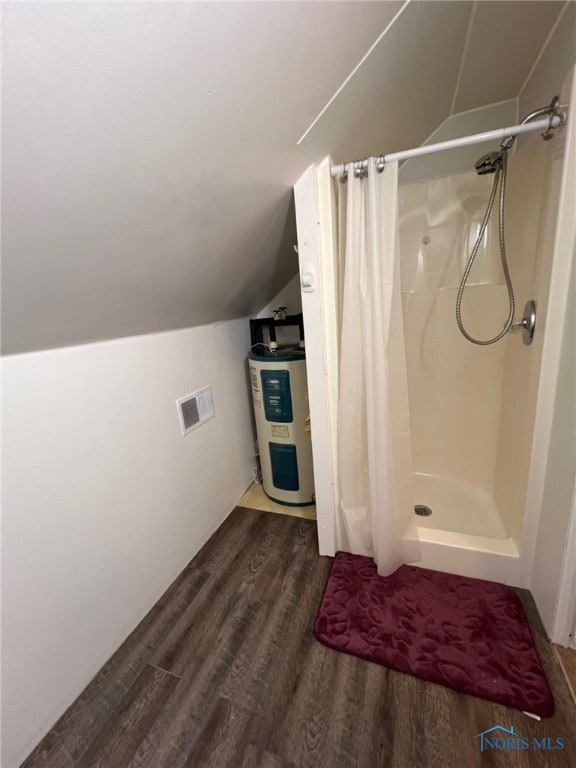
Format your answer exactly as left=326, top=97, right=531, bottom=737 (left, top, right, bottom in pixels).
left=294, top=69, right=575, bottom=600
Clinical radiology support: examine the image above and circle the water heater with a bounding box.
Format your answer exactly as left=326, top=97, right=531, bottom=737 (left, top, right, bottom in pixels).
left=249, top=314, right=314, bottom=506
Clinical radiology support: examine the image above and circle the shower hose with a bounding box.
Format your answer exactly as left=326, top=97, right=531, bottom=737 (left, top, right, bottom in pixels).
left=455, top=152, right=515, bottom=345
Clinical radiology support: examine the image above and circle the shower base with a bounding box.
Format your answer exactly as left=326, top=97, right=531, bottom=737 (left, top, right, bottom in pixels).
left=414, top=472, right=507, bottom=538
left=410, top=472, right=520, bottom=585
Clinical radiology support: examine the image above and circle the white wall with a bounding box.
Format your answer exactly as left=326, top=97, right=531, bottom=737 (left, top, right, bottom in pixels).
left=400, top=99, right=518, bottom=183
left=524, top=63, right=576, bottom=632
left=257, top=274, right=302, bottom=319
left=531, top=254, right=575, bottom=632
left=1, top=319, right=255, bottom=768
left=519, top=0, right=576, bottom=118
left=2, top=2, right=395, bottom=355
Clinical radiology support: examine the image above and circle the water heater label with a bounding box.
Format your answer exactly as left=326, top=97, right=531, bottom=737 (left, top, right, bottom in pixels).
left=250, top=365, right=261, bottom=404
left=272, top=425, right=289, bottom=438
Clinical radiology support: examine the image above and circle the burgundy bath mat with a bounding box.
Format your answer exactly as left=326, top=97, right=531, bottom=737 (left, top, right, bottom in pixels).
left=314, top=553, right=554, bottom=717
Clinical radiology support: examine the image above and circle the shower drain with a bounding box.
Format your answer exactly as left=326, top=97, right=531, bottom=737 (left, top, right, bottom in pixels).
left=414, top=505, right=433, bottom=517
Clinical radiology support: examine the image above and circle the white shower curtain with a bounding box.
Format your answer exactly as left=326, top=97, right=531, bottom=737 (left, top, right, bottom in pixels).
left=336, top=158, right=418, bottom=575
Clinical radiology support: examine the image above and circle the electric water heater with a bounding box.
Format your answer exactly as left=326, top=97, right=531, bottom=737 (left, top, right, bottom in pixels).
left=249, top=314, right=314, bottom=506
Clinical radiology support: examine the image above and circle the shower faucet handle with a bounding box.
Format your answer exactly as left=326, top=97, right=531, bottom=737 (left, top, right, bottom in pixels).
left=511, top=300, right=537, bottom=345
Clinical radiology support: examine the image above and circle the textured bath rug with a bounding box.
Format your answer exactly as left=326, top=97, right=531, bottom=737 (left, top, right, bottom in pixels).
left=314, top=553, right=554, bottom=717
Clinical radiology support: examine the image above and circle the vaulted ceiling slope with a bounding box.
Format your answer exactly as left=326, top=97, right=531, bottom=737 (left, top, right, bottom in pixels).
left=1, top=1, right=569, bottom=354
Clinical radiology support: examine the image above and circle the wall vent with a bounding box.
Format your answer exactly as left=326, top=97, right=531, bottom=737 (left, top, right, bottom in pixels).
left=177, top=386, right=215, bottom=436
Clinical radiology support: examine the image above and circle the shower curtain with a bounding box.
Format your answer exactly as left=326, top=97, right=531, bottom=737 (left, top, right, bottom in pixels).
left=336, top=158, right=418, bottom=575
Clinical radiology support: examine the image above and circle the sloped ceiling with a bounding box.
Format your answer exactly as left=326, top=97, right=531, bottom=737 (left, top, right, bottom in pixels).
left=1, top=1, right=567, bottom=354
left=298, top=0, right=566, bottom=159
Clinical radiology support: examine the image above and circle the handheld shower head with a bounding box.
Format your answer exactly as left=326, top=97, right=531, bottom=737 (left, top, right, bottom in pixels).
left=474, top=150, right=505, bottom=176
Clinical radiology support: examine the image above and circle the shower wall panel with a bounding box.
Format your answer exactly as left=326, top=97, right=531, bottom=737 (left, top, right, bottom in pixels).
left=399, top=172, right=510, bottom=512
left=495, top=111, right=568, bottom=542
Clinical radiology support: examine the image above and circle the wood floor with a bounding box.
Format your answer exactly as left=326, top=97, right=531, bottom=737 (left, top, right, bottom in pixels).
left=21, top=508, right=576, bottom=768
left=555, top=645, right=576, bottom=698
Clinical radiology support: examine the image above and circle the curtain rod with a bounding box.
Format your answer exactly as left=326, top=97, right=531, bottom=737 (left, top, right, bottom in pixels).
left=330, top=113, right=566, bottom=180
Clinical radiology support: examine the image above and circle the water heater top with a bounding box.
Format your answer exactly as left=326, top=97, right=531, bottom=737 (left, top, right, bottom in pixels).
left=249, top=346, right=306, bottom=363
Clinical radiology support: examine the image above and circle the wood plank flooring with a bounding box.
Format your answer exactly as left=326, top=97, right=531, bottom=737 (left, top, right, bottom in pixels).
left=21, top=508, right=576, bottom=768
left=555, top=645, right=576, bottom=699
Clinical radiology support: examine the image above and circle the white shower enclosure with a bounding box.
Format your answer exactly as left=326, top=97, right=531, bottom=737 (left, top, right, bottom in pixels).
left=294, top=69, right=575, bottom=642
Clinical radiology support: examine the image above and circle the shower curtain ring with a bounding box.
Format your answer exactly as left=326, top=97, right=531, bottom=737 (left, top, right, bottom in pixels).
left=353, top=160, right=366, bottom=179
left=376, top=155, right=385, bottom=173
